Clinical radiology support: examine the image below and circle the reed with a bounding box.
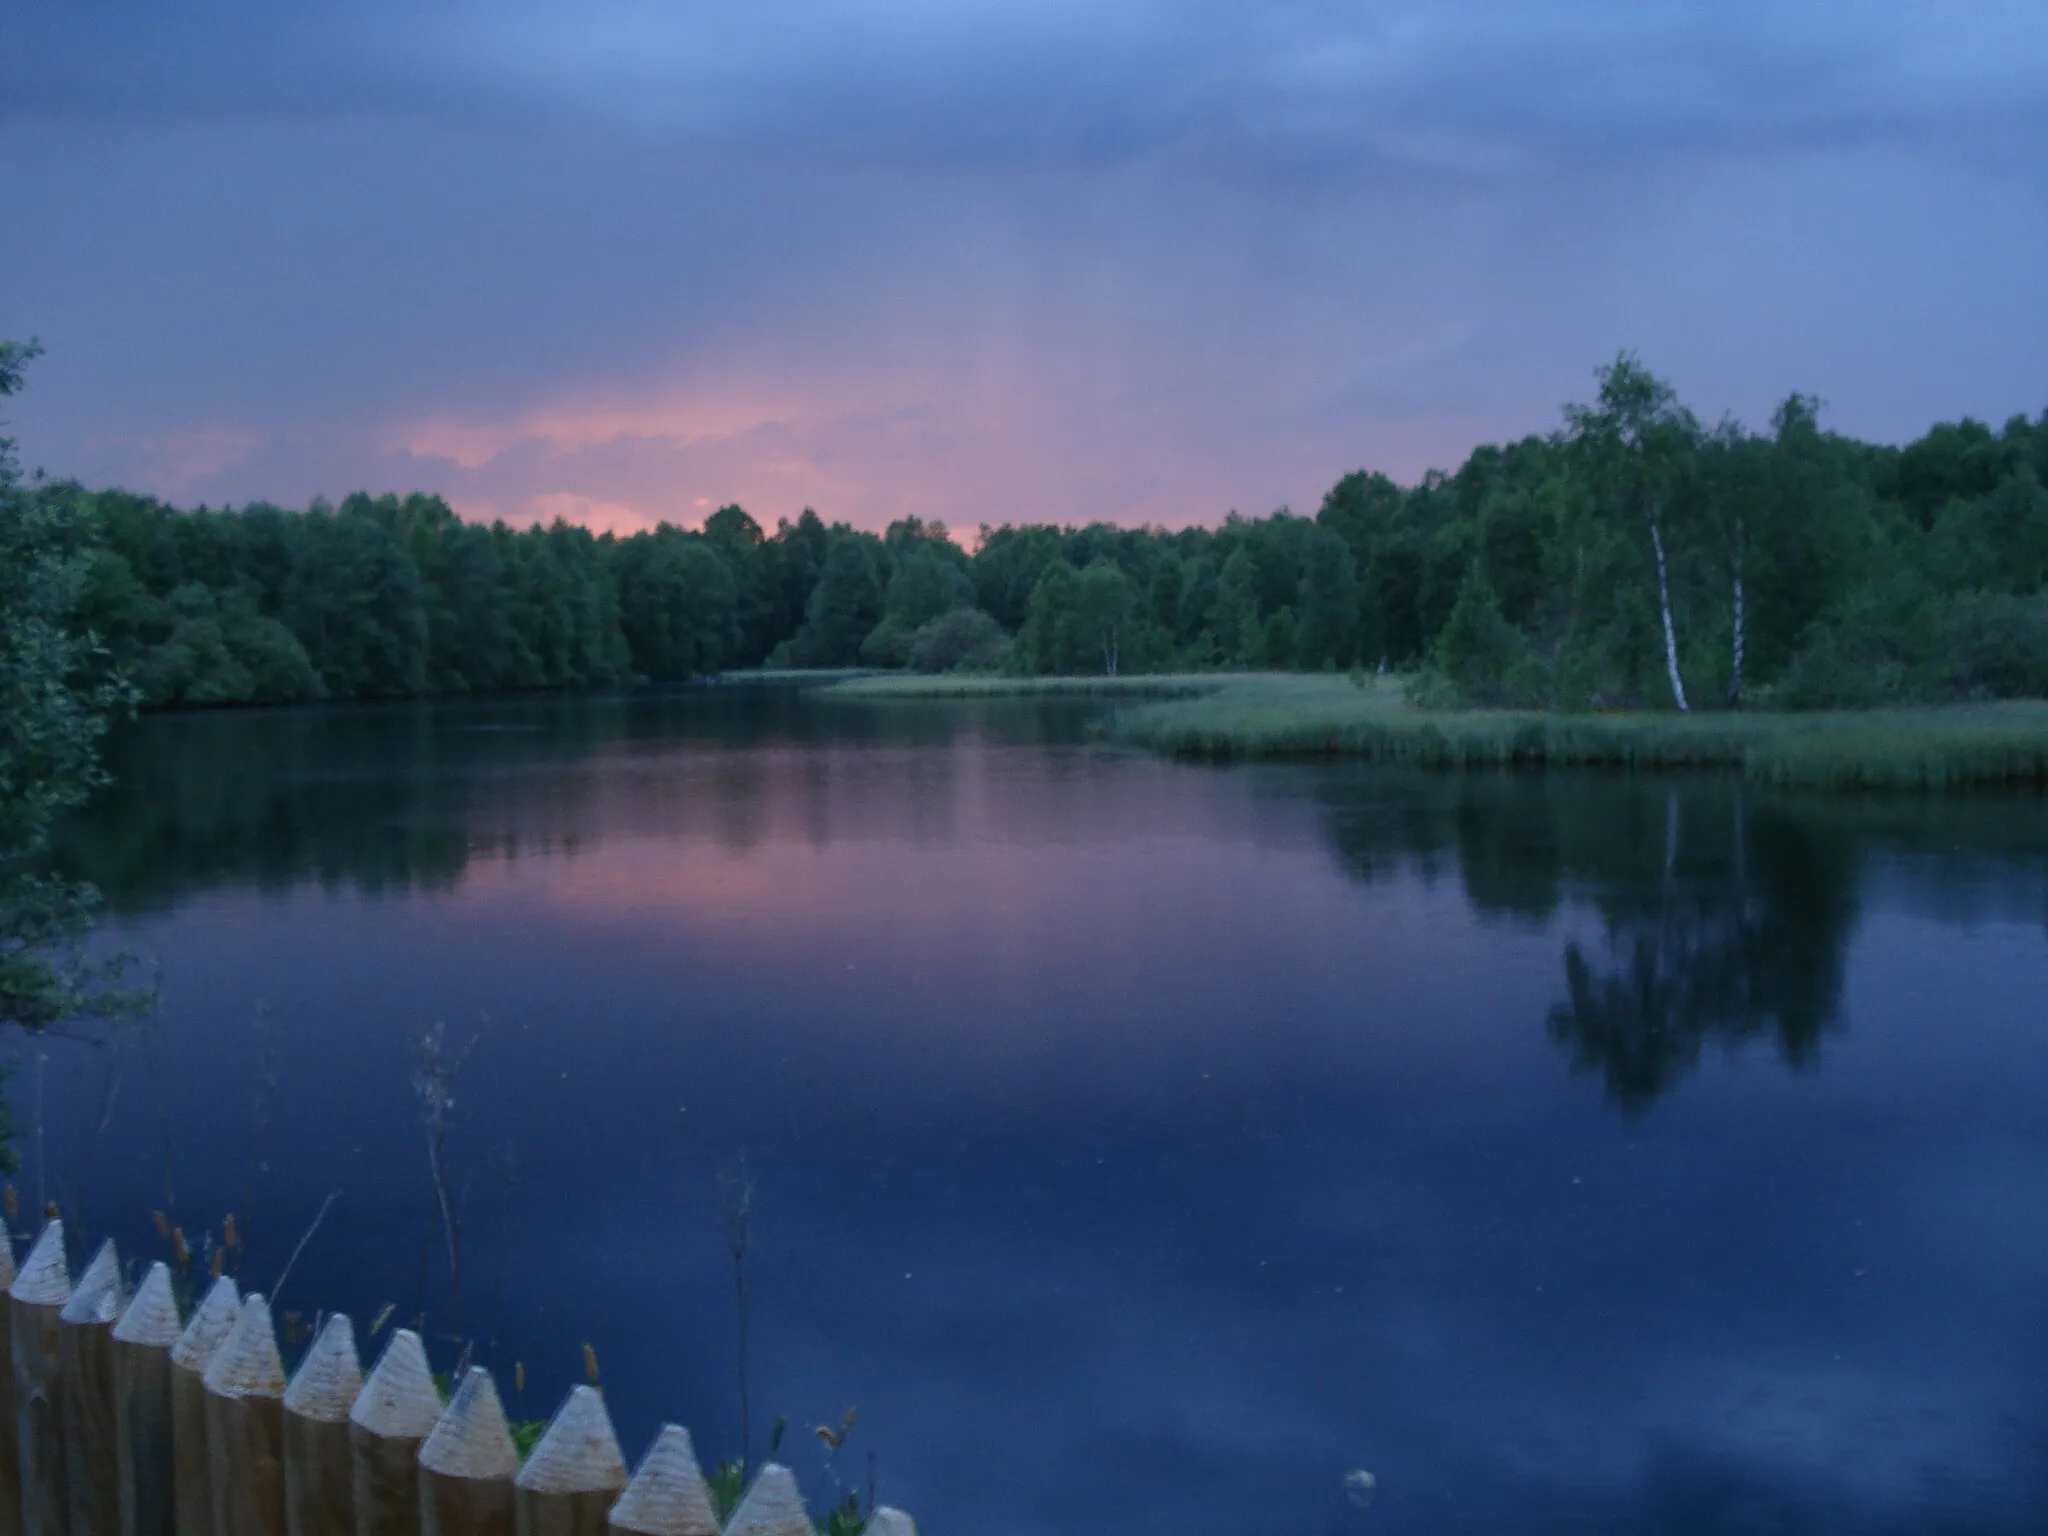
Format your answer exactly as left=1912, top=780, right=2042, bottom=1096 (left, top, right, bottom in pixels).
left=819, top=672, right=1215, bottom=701
left=1097, top=674, right=2048, bottom=789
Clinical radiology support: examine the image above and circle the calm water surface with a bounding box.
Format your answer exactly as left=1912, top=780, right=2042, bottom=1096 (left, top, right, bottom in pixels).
left=37, top=688, right=2048, bottom=1532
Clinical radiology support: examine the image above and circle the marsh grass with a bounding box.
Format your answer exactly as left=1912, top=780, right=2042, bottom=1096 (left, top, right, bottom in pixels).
left=714, top=667, right=880, bottom=686
left=1100, top=674, right=2048, bottom=788
left=817, top=672, right=1215, bottom=701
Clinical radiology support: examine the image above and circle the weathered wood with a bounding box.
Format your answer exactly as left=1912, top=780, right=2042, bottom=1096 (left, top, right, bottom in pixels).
left=865, top=1510, right=916, bottom=1536
left=513, top=1387, right=624, bottom=1536
left=58, top=1241, right=123, bottom=1536
left=280, top=1315, right=360, bottom=1536
left=169, top=1280, right=237, bottom=1536
left=10, top=1221, right=73, bottom=1536
left=111, top=1264, right=182, bottom=1536
left=605, top=1427, right=715, bottom=1536
left=0, top=1218, right=21, bottom=1536
left=345, top=1330, right=438, bottom=1536
left=719, top=1465, right=810, bottom=1536
left=417, top=1368, right=518, bottom=1536
left=200, top=1294, right=284, bottom=1536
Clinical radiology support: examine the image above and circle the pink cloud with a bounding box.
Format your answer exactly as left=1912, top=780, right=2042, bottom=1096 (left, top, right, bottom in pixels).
left=138, top=425, right=265, bottom=491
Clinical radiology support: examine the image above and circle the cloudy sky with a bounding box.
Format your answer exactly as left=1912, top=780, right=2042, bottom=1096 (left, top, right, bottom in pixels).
left=5, top=1, right=2046, bottom=533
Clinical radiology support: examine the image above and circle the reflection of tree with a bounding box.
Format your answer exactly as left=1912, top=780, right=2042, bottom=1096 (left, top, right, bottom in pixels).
left=1546, top=788, right=1858, bottom=1112
left=1315, top=771, right=1862, bottom=1111
left=64, top=693, right=798, bottom=911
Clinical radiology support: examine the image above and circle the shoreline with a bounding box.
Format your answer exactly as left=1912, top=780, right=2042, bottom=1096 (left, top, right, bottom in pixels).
left=806, top=672, right=2048, bottom=789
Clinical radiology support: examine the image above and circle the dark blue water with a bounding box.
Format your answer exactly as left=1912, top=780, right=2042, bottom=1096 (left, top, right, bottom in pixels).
left=32, top=688, right=2048, bottom=1533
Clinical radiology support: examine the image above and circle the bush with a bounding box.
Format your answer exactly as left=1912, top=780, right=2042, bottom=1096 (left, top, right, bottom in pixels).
left=908, top=608, right=1008, bottom=673
left=858, top=612, right=917, bottom=668
left=1777, top=579, right=1939, bottom=709
left=1937, top=591, right=2048, bottom=699
left=1428, top=574, right=1546, bottom=706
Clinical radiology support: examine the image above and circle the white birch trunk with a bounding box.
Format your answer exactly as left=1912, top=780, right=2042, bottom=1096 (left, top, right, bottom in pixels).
left=1729, top=517, right=1745, bottom=707
left=1647, top=518, right=1689, bottom=712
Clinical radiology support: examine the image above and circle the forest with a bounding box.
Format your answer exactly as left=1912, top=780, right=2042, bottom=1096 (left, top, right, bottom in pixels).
left=20, top=355, right=2048, bottom=712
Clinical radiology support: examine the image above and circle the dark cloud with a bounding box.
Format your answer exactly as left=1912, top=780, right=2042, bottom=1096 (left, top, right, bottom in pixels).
left=13, top=2, right=2048, bottom=167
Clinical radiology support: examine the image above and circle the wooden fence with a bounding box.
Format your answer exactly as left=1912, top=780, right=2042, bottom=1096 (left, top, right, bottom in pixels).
left=0, top=1220, right=918, bottom=1536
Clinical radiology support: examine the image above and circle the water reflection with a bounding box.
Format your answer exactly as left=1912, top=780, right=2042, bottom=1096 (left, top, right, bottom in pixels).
left=1545, top=791, right=1857, bottom=1110
left=75, top=694, right=2045, bottom=1128
left=40, top=691, right=2048, bottom=1533
left=1312, top=768, right=2048, bottom=1111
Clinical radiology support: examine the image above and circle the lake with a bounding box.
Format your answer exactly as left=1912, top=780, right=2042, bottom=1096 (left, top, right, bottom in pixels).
left=35, top=686, right=2048, bottom=1532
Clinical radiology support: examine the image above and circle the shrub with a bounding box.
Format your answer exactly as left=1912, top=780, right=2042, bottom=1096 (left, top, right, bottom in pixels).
left=908, top=607, right=1008, bottom=673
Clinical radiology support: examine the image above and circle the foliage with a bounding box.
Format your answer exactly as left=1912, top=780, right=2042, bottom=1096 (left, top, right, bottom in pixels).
left=0, top=342, right=144, bottom=1087
left=907, top=607, right=1007, bottom=673
left=12, top=346, right=2048, bottom=713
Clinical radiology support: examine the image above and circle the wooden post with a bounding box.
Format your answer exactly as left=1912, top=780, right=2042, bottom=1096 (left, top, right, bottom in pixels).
left=345, top=1330, right=438, bottom=1536
left=513, top=1387, right=624, bottom=1536
left=606, top=1428, right=716, bottom=1536
left=58, top=1241, right=123, bottom=1536
left=719, top=1465, right=810, bottom=1536
left=201, top=1293, right=285, bottom=1536
left=865, top=1510, right=916, bottom=1536
left=281, top=1316, right=360, bottom=1536
left=111, top=1264, right=182, bottom=1536
left=0, top=1217, right=20, bottom=1536
left=10, top=1221, right=72, bottom=1536
left=169, top=1279, right=237, bottom=1536
left=417, top=1368, right=518, bottom=1536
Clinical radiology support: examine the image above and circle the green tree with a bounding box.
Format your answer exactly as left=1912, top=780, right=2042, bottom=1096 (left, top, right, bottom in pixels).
left=0, top=342, right=138, bottom=1071
left=1565, top=355, right=1702, bottom=711
left=617, top=531, right=739, bottom=678
left=862, top=546, right=974, bottom=666
left=793, top=536, right=885, bottom=666
left=1294, top=525, right=1360, bottom=668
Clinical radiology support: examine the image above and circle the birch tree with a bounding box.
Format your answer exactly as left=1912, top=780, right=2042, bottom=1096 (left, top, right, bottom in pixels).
left=1566, top=356, right=1701, bottom=711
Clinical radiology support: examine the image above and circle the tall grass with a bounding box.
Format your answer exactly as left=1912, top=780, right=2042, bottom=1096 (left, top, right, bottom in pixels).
left=1101, top=675, right=2048, bottom=789
left=817, top=673, right=1216, bottom=701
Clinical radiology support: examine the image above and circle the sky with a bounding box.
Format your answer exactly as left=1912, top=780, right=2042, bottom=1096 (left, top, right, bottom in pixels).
left=5, top=0, right=2046, bottom=535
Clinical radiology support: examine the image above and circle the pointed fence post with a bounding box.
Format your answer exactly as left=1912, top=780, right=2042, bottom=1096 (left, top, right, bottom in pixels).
left=606, top=1428, right=716, bottom=1536
left=417, top=1368, right=518, bottom=1536
left=59, top=1240, right=123, bottom=1536
left=346, top=1330, right=439, bottom=1536
left=111, top=1264, right=182, bottom=1536
left=282, top=1315, right=360, bottom=1536
left=720, top=1465, right=810, bottom=1536
left=201, top=1293, right=286, bottom=1536
left=0, top=1217, right=19, bottom=1536
left=513, top=1386, right=625, bottom=1536
left=865, top=1510, right=916, bottom=1536
left=9, top=1222, right=72, bottom=1536
left=170, top=1279, right=237, bottom=1536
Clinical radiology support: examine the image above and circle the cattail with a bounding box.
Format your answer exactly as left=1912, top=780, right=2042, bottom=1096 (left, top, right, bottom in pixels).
left=369, top=1302, right=395, bottom=1336
left=44, top=1199, right=59, bottom=1220
left=582, top=1343, right=600, bottom=1389
left=153, top=1209, right=172, bottom=1240
left=3, top=1183, right=15, bottom=1220
left=173, top=1227, right=191, bottom=1266
left=223, top=1213, right=238, bottom=1251
left=210, top=1246, right=225, bottom=1279
left=514, top=1361, right=525, bottom=1395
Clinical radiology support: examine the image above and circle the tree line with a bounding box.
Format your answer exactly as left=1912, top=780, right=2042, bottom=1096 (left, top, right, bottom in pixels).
left=17, top=353, right=2048, bottom=712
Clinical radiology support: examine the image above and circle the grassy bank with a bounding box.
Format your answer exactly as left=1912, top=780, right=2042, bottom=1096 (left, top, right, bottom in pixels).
left=816, top=672, right=1218, bottom=701
left=1098, top=674, right=2048, bottom=788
